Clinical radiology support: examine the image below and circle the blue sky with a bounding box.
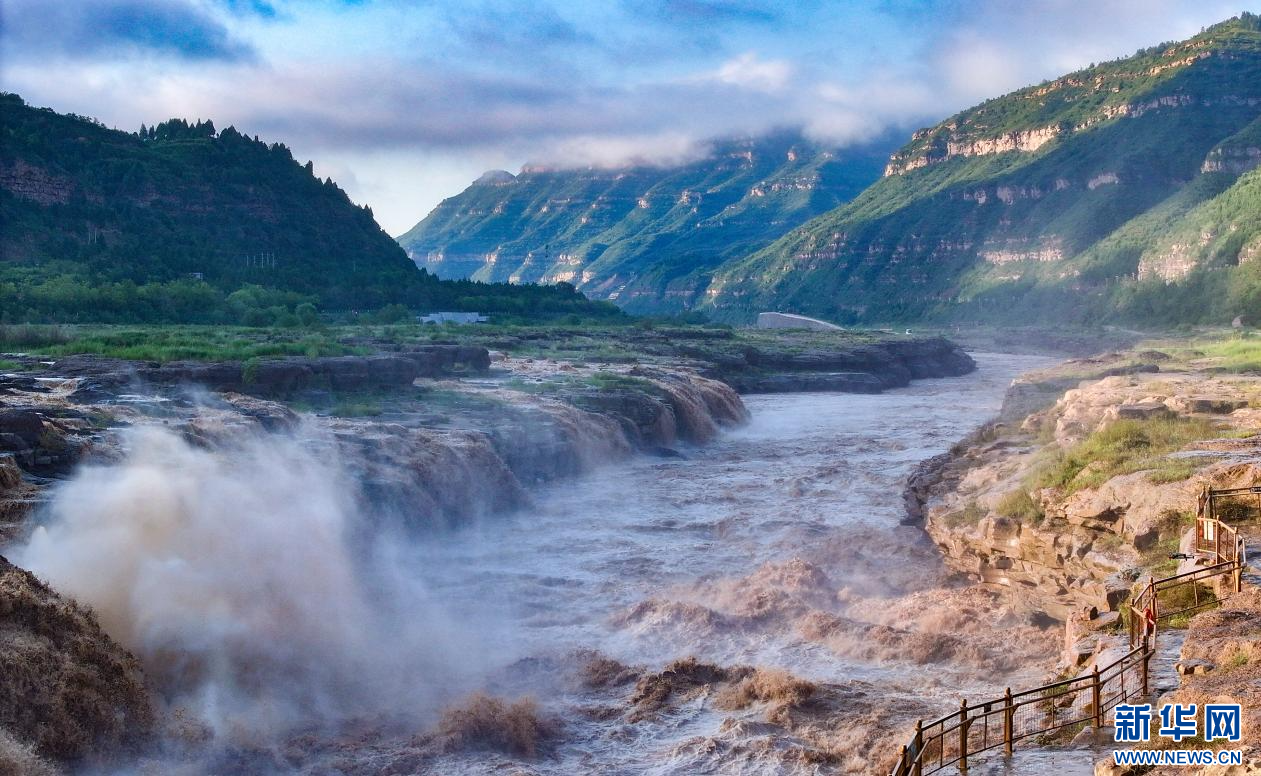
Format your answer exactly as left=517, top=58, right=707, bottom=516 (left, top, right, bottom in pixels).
left=3, top=0, right=1259, bottom=233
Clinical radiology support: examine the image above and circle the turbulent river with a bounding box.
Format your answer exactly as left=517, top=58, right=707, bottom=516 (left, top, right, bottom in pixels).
left=405, top=352, right=1059, bottom=774
left=16, top=352, right=1065, bottom=775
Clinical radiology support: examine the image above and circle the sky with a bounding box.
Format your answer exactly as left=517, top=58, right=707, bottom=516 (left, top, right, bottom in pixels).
left=3, top=0, right=1259, bottom=235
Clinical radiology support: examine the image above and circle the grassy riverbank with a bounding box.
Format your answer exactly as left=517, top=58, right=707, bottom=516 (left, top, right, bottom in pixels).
left=0, top=320, right=897, bottom=365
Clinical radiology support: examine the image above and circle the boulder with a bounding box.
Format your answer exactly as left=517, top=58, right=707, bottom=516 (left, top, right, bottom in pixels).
left=1167, top=396, right=1250, bottom=415
left=0, top=455, right=20, bottom=490
left=219, top=393, right=300, bottom=432
left=0, top=409, right=44, bottom=445
left=1116, top=401, right=1174, bottom=420
left=0, top=432, right=29, bottom=452
left=1174, top=658, right=1216, bottom=676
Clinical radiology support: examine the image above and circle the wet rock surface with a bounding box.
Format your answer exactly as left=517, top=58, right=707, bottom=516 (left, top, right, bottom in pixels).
left=706, top=337, right=976, bottom=393
left=0, top=555, right=154, bottom=764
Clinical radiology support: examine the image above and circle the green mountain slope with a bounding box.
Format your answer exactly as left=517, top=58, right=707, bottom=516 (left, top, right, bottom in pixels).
left=0, top=94, right=620, bottom=323
left=700, top=14, right=1261, bottom=325
left=397, top=130, right=898, bottom=313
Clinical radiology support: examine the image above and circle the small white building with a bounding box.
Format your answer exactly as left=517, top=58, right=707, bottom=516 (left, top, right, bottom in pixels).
left=419, top=312, right=490, bottom=325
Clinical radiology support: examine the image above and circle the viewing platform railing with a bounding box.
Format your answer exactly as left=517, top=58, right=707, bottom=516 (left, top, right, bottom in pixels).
left=888, top=485, right=1250, bottom=776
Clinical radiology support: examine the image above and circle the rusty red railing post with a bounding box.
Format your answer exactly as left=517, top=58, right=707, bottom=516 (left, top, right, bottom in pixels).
left=911, top=719, right=923, bottom=776
left=1238, top=538, right=1245, bottom=593
left=897, top=745, right=907, bottom=776
left=959, top=698, right=969, bottom=774
left=1003, top=687, right=1014, bottom=756
left=1092, top=665, right=1102, bottom=729
left=1141, top=634, right=1151, bottom=696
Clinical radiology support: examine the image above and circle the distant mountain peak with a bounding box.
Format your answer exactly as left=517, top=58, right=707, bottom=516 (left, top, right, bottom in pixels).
left=473, top=170, right=516, bottom=185
left=397, top=130, right=900, bottom=313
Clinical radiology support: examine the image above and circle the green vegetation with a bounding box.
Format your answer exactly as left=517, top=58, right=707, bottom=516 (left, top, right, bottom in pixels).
left=1146, top=458, right=1203, bottom=484
left=0, top=324, right=70, bottom=348
left=0, top=93, right=625, bottom=325
left=1031, top=417, right=1221, bottom=494
left=2, top=325, right=364, bottom=362
left=995, top=488, right=1044, bottom=523
left=1192, top=335, right=1261, bottom=372
left=329, top=399, right=385, bottom=418
left=943, top=500, right=987, bottom=529
left=0, top=320, right=790, bottom=364
left=1161, top=579, right=1218, bottom=628
left=1139, top=510, right=1193, bottom=577
left=697, top=14, right=1261, bottom=326
left=398, top=130, right=898, bottom=315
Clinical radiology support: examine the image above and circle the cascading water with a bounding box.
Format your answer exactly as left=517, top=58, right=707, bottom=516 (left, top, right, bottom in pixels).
left=12, top=353, right=1057, bottom=774
left=13, top=427, right=500, bottom=742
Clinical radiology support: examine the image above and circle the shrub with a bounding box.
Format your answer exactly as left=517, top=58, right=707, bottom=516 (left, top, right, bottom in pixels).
left=241, top=356, right=261, bottom=386
left=944, top=500, right=988, bottom=528
left=995, top=488, right=1043, bottom=523
left=0, top=324, right=70, bottom=348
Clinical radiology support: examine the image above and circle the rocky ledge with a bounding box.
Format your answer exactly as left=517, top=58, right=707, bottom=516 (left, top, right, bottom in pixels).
left=906, top=347, right=1261, bottom=648
left=0, top=348, right=749, bottom=536
left=692, top=336, right=976, bottom=393
left=6, top=345, right=491, bottom=401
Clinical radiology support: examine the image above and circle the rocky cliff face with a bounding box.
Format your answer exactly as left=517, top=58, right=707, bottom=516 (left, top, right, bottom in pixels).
left=397, top=130, right=897, bottom=314
left=906, top=350, right=1261, bottom=626
left=697, top=336, right=975, bottom=393
left=697, top=15, right=1261, bottom=326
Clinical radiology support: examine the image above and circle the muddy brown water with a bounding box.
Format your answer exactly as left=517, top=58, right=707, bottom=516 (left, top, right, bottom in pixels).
left=400, top=352, right=1065, bottom=774
left=22, top=352, right=1073, bottom=775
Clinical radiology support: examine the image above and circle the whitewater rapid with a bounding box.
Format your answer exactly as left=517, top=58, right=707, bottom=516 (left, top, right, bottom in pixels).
left=402, top=352, right=1058, bottom=773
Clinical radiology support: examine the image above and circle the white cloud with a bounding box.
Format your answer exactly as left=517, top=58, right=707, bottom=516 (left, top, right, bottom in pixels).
left=709, top=52, right=794, bottom=92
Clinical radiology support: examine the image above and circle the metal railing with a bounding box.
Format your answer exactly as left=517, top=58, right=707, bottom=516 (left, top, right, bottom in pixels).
left=1127, top=560, right=1237, bottom=648
left=889, top=487, right=1250, bottom=776
left=890, top=643, right=1150, bottom=776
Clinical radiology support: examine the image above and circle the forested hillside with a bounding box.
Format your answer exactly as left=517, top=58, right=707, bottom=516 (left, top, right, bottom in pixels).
left=0, top=94, right=621, bottom=324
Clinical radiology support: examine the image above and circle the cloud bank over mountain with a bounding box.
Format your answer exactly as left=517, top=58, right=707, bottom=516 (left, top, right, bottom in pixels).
left=2, top=0, right=1253, bottom=231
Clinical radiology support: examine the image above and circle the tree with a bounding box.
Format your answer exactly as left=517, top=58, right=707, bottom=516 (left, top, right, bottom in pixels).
left=295, top=302, right=318, bottom=327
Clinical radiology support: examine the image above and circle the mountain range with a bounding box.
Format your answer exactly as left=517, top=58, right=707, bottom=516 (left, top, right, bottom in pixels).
left=405, top=14, right=1261, bottom=326
left=398, top=131, right=897, bottom=314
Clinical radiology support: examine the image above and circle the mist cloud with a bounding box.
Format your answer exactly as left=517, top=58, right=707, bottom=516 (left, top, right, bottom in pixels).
left=14, top=427, right=495, bottom=737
